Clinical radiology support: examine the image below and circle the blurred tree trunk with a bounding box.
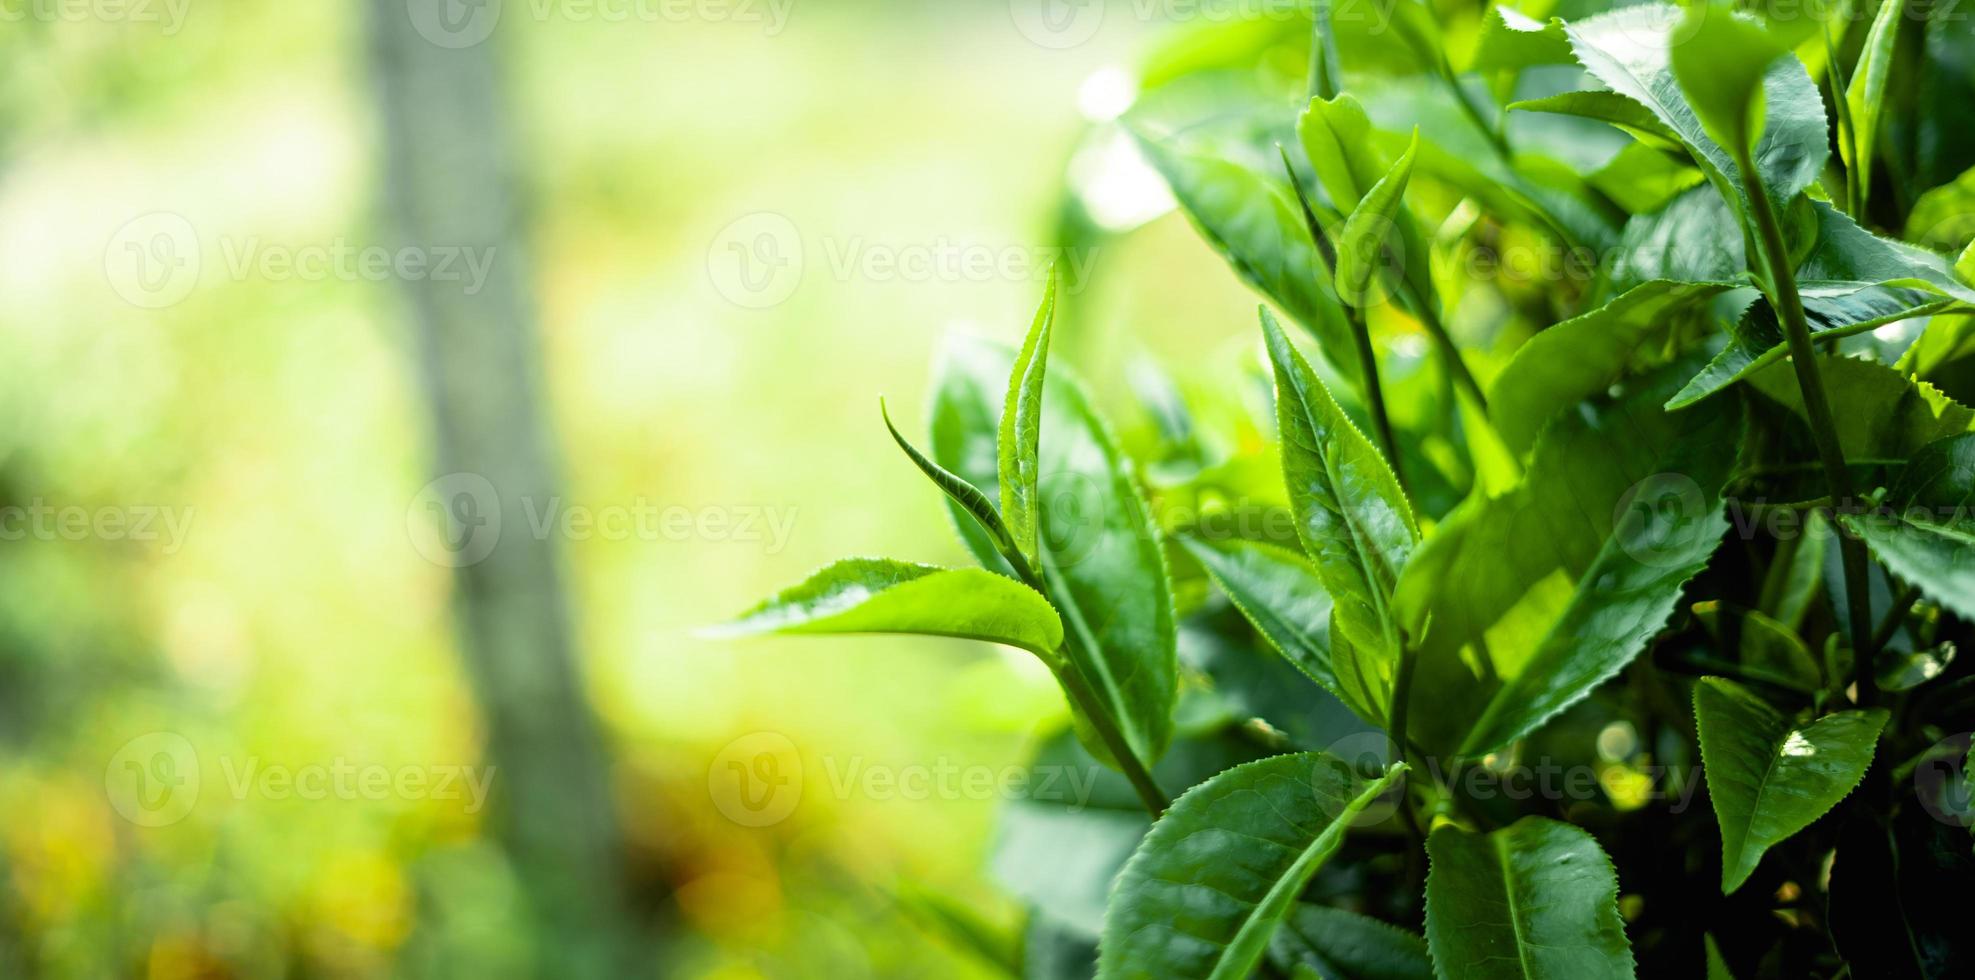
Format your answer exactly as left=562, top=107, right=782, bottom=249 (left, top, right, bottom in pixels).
left=364, top=3, right=635, bottom=973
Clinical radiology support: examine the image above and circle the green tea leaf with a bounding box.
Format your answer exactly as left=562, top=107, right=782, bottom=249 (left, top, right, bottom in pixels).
left=1508, top=91, right=1681, bottom=145
left=1180, top=535, right=1393, bottom=726
left=1333, top=130, right=1419, bottom=308
left=883, top=397, right=1020, bottom=567
left=712, top=557, right=1063, bottom=659
left=1704, top=934, right=1735, bottom=980
left=1693, top=676, right=1889, bottom=893
left=1271, top=904, right=1432, bottom=980
left=1669, top=286, right=1952, bottom=410
left=1468, top=6, right=1573, bottom=73
left=1490, top=279, right=1741, bottom=455
left=1745, top=353, right=1975, bottom=461
left=1000, top=268, right=1058, bottom=566
left=931, top=335, right=1180, bottom=764
left=1667, top=4, right=1812, bottom=167
left=1396, top=363, right=1740, bottom=759
left=1566, top=3, right=1828, bottom=217
left=1098, top=754, right=1406, bottom=980
left=1299, top=93, right=1379, bottom=212
left=1692, top=602, right=1822, bottom=693
left=1261, top=309, right=1417, bottom=725
left=1842, top=0, right=1904, bottom=204
left=1844, top=432, right=1975, bottom=620
left=993, top=726, right=1266, bottom=939
left=1424, top=817, right=1636, bottom=979
left=1136, top=136, right=1357, bottom=381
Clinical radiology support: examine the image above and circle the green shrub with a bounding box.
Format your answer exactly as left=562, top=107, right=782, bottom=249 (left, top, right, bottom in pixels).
left=724, top=3, right=1975, bottom=976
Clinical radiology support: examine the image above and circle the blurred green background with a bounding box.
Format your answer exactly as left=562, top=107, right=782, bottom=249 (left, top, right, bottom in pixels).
left=0, top=1, right=1282, bottom=975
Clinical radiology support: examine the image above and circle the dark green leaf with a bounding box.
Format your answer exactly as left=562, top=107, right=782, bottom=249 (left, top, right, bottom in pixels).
left=1271, top=904, right=1432, bottom=980
left=1098, top=754, right=1406, bottom=980
left=1693, top=676, right=1888, bottom=893
left=1396, top=363, right=1741, bottom=759
left=1489, top=279, right=1741, bottom=455
left=1424, top=817, right=1636, bottom=979
left=1744, top=354, right=1975, bottom=461
left=1669, top=285, right=1953, bottom=409
left=1844, top=432, right=1975, bottom=620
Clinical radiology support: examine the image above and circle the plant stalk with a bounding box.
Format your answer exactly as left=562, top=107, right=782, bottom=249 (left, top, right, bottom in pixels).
left=1740, top=168, right=1878, bottom=708
left=1052, top=654, right=1170, bottom=816
left=1345, top=303, right=1408, bottom=496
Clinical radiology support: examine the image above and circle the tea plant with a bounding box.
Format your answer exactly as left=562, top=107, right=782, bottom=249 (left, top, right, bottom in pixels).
left=721, top=2, right=1975, bottom=976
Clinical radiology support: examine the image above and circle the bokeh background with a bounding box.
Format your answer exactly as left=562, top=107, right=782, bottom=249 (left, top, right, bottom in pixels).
left=0, top=0, right=1284, bottom=975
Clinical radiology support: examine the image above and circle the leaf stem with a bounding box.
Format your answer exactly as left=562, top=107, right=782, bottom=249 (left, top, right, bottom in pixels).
left=1739, top=168, right=1878, bottom=708
left=1345, top=303, right=1408, bottom=496
left=1051, top=653, right=1171, bottom=816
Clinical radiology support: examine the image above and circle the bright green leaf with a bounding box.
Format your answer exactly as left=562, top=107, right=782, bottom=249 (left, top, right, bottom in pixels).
left=1136, top=136, right=1357, bottom=383
left=1694, top=676, right=1889, bottom=893
left=711, top=557, right=1063, bottom=659
left=1261, top=309, right=1417, bottom=725
left=1842, top=0, right=1904, bottom=206
left=999, top=267, right=1057, bottom=566
left=1508, top=91, right=1681, bottom=145
left=931, top=335, right=1180, bottom=764
left=1567, top=3, right=1828, bottom=218
left=1333, top=130, right=1419, bottom=308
